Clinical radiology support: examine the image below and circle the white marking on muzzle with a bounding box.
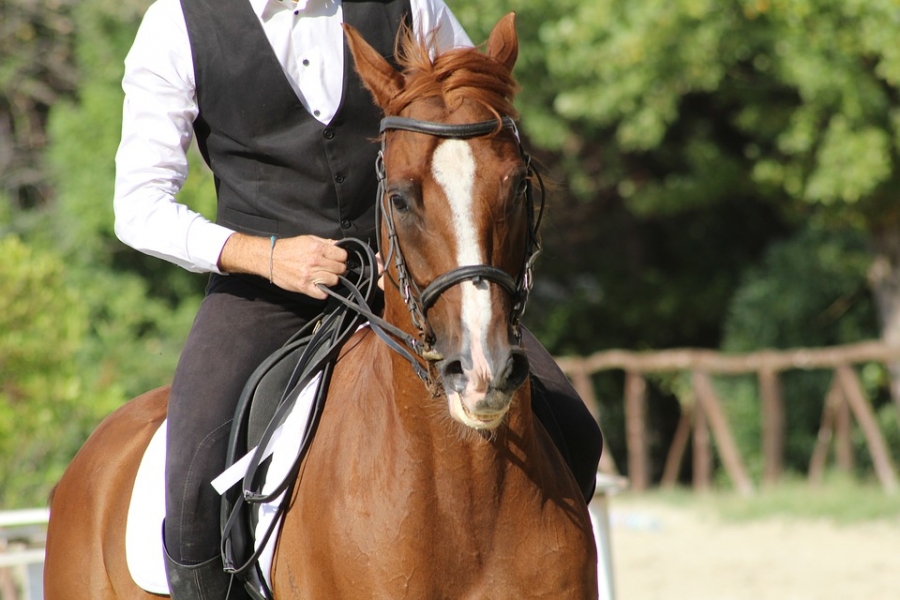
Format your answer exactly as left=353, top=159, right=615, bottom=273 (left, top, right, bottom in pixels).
left=431, top=139, right=493, bottom=392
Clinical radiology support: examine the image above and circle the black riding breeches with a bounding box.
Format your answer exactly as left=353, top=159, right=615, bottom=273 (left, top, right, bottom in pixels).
left=164, top=275, right=603, bottom=565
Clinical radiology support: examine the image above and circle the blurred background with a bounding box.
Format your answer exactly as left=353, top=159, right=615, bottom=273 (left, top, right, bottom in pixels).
left=2, top=0, right=900, bottom=598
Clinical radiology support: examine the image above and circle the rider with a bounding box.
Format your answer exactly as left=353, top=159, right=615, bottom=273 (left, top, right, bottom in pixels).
left=114, top=0, right=603, bottom=598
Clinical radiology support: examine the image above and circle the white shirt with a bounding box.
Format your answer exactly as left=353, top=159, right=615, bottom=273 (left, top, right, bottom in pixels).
left=114, top=0, right=471, bottom=274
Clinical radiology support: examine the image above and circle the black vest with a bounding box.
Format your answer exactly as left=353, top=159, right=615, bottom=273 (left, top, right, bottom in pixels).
left=180, top=0, right=410, bottom=242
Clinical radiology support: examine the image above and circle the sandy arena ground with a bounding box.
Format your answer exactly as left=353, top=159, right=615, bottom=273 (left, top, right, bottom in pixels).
left=603, top=495, right=900, bottom=600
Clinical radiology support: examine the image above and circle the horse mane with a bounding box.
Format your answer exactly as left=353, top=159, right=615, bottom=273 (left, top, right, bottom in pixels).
left=386, top=25, right=520, bottom=122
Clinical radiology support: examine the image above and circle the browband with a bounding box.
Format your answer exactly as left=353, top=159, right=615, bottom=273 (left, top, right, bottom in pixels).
left=380, top=116, right=517, bottom=139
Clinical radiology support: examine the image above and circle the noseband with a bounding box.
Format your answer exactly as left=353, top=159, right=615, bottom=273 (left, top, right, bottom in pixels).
left=376, top=115, right=544, bottom=368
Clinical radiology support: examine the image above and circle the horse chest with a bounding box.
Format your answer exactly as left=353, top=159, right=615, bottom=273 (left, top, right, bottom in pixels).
left=274, top=405, right=596, bottom=598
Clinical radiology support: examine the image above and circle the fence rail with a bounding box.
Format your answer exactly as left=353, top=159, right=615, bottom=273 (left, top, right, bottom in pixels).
left=558, top=340, right=900, bottom=495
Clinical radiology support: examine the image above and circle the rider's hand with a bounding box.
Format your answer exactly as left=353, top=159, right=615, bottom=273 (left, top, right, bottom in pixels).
left=218, top=232, right=348, bottom=300
left=376, top=252, right=385, bottom=291
left=270, top=235, right=348, bottom=298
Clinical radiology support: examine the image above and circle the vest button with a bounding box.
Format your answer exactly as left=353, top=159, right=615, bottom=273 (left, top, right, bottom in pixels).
left=334, top=174, right=345, bottom=183
left=323, top=129, right=335, bottom=140
left=340, top=219, right=351, bottom=229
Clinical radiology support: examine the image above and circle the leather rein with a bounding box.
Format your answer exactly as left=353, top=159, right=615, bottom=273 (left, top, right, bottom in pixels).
left=319, top=115, right=545, bottom=391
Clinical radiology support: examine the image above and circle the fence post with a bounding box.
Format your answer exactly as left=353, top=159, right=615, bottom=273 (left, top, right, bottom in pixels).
left=0, top=556, right=17, bottom=600
left=624, top=371, right=649, bottom=491
left=661, top=403, right=692, bottom=488
left=692, top=372, right=711, bottom=492
left=693, top=371, right=754, bottom=496
left=759, top=368, right=784, bottom=486
left=809, top=376, right=841, bottom=485
left=836, top=365, right=899, bottom=494
left=834, top=387, right=854, bottom=473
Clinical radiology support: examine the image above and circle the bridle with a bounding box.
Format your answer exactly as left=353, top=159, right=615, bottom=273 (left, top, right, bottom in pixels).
left=375, top=115, right=545, bottom=377
left=315, top=114, right=544, bottom=391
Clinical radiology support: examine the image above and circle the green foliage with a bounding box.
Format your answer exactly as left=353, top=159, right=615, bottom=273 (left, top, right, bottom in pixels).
left=525, top=192, right=788, bottom=355
left=46, top=0, right=216, bottom=285
left=454, top=0, right=900, bottom=346
left=875, top=403, right=900, bottom=465
left=454, top=0, right=796, bottom=357
left=3, top=0, right=900, bottom=506
left=47, top=83, right=124, bottom=260
left=716, top=224, right=884, bottom=476
left=518, top=0, right=900, bottom=217
left=452, top=2, right=900, bottom=487
left=0, top=0, right=79, bottom=210
left=0, top=236, right=123, bottom=507
left=724, top=226, right=877, bottom=351
left=42, top=0, right=216, bottom=391
left=0, top=0, right=214, bottom=507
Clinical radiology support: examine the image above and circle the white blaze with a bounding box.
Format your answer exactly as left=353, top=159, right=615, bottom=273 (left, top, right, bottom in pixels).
left=431, top=139, right=493, bottom=390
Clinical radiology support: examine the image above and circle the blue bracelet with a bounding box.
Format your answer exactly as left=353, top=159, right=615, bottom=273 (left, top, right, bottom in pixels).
left=269, top=235, right=277, bottom=284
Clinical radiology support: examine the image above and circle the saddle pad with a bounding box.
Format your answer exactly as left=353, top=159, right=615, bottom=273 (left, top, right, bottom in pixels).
left=125, top=420, right=168, bottom=594
left=125, top=372, right=321, bottom=594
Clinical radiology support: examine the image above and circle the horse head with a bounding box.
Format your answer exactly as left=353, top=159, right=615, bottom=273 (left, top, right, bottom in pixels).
left=345, top=14, right=540, bottom=431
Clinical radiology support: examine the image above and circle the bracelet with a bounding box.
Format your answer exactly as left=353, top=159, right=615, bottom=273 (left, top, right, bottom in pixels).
left=269, top=235, right=277, bottom=284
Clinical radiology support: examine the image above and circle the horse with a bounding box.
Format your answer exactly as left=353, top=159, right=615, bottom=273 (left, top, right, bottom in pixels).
left=43, top=13, right=598, bottom=599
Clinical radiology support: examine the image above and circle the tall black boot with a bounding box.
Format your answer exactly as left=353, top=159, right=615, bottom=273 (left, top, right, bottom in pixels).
left=163, top=543, right=251, bottom=600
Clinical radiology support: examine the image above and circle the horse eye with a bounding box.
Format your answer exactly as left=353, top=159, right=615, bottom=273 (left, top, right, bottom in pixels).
left=515, top=178, right=529, bottom=198
left=390, top=193, right=409, bottom=213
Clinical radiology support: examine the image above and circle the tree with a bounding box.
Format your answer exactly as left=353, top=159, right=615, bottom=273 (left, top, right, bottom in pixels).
left=0, top=0, right=214, bottom=506
left=458, top=0, right=900, bottom=397
left=451, top=0, right=794, bottom=356
left=44, top=0, right=216, bottom=399
left=0, top=236, right=123, bottom=507
left=0, top=0, right=78, bottom=213
left=720, top=225, right=883, bottom=473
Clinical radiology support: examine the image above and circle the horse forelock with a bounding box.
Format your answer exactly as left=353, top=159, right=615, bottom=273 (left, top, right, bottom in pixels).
left=386, top=26, right=520, bottom=121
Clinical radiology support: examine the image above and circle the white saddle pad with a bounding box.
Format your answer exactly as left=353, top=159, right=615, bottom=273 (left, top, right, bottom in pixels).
left=125, top=372, right=322, bottom=594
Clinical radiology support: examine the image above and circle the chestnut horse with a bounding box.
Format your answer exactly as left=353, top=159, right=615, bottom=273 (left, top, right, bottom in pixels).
left=44, top=13, right=598, bottom=599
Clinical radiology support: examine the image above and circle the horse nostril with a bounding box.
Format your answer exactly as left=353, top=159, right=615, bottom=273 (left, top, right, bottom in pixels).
left=499, top=350, right=529, bottom=393
left=440, top=359, right=466, bottom=393
left=444, top=360, right=464, bottom=377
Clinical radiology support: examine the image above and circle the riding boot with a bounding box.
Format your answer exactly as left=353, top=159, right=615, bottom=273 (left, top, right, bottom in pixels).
left=163, top=544, right=251, bottom=600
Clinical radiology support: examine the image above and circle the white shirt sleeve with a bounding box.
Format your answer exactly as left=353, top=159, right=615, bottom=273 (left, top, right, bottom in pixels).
left=411, top=0, right=473, bottom=52
left=113, top=0, right=233, bottom=274
left=113, top=0, right=472, bottom=274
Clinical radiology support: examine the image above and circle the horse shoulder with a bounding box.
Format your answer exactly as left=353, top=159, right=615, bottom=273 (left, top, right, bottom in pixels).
left=496, top=413, right=599, bottom=596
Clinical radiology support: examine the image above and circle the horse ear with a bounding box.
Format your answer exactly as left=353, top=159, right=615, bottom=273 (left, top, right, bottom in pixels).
left=486, top=12, right=518, bottom=74
left=344, top=23, right=404, bottom=110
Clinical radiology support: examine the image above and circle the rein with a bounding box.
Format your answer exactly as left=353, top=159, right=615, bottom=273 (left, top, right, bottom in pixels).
left=220, top=117, right=544, bottom=598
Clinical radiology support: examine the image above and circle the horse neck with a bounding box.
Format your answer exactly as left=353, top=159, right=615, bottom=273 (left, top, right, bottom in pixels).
left=360, top=294, right=548, bottom=517
left=385, top=347, right=542, bottom=507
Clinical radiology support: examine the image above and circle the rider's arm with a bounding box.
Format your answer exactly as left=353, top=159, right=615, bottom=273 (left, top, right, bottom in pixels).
left=114, top=0, right=472, bottom=278
left=113, top=0, right=233, bottom=274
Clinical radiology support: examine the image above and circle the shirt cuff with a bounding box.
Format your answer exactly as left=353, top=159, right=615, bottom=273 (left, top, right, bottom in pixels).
left=186, top=219, right=235, bottom=274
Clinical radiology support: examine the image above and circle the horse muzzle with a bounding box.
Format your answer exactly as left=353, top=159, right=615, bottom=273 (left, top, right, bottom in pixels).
left=439, top=347, right=529, bottom=430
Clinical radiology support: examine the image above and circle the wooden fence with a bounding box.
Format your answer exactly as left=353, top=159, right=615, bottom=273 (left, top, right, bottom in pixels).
left=556, top=340, right=900, bottom=496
